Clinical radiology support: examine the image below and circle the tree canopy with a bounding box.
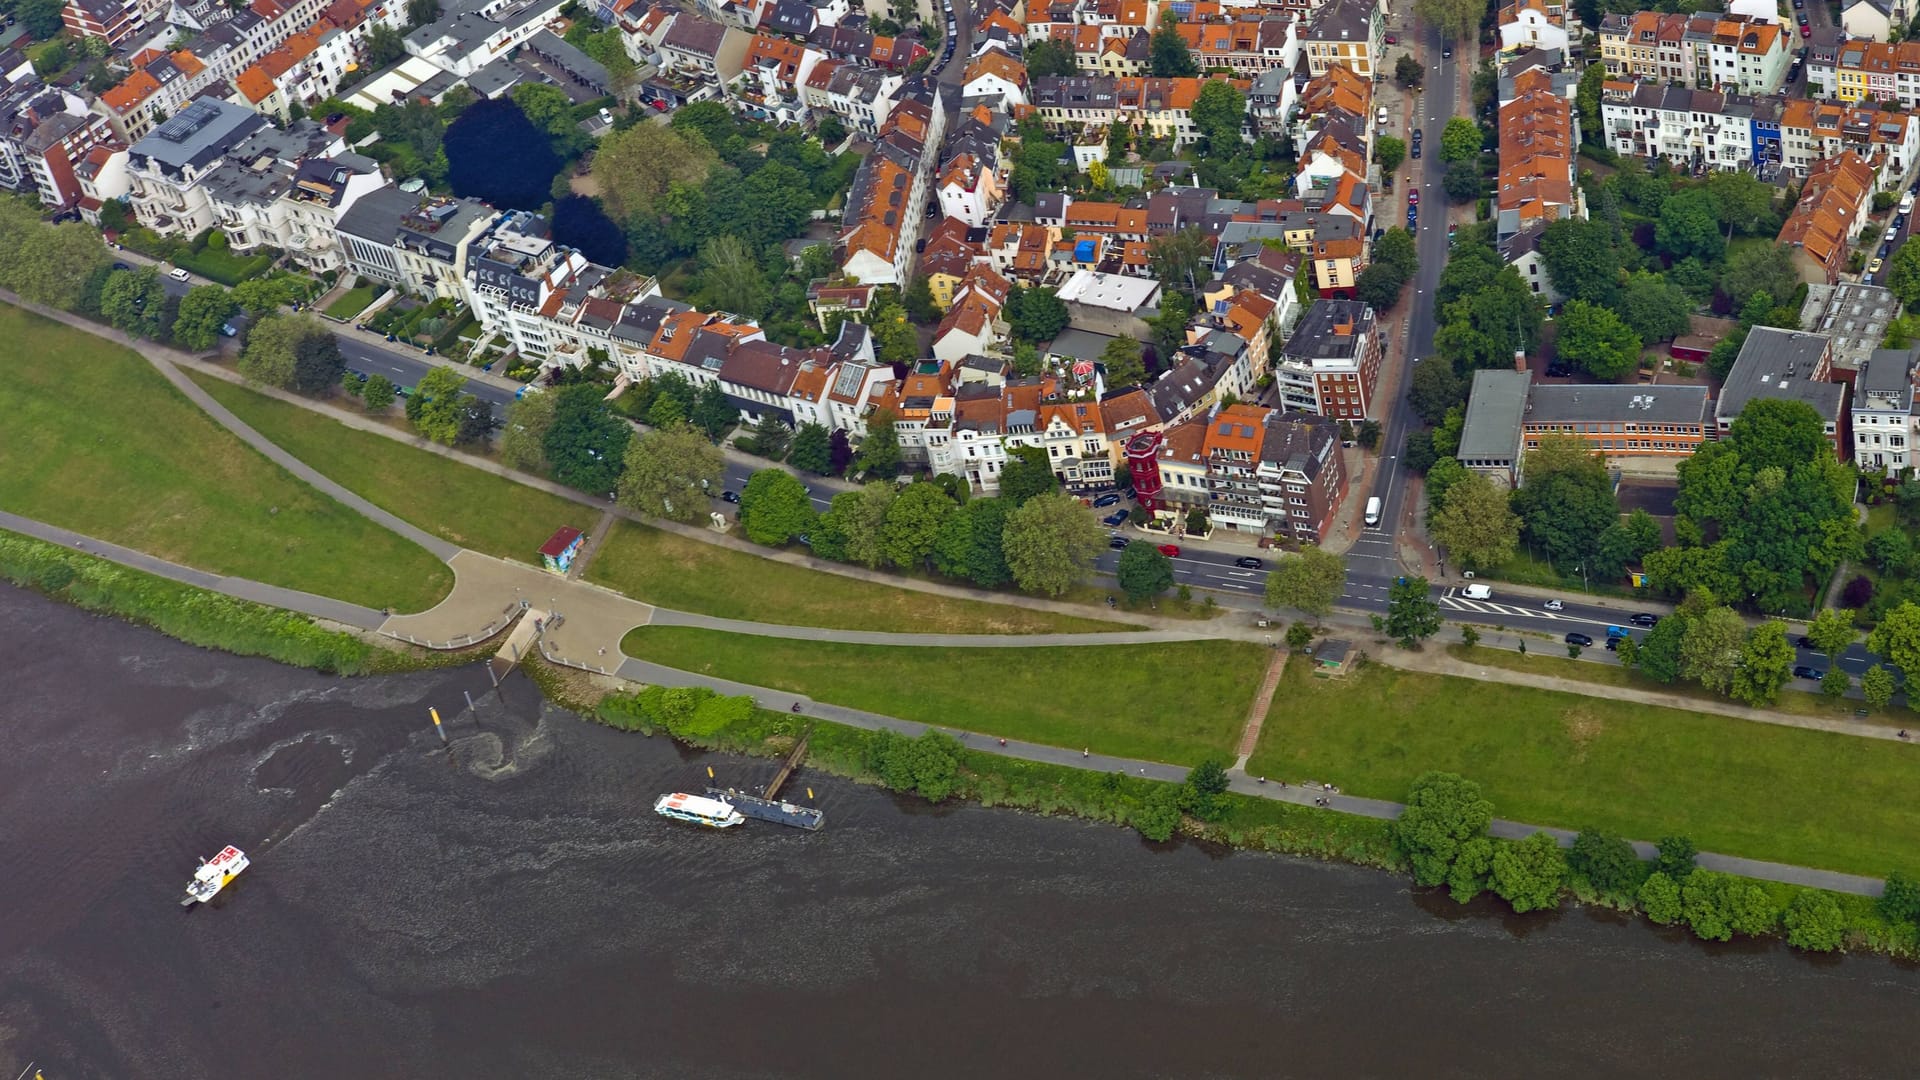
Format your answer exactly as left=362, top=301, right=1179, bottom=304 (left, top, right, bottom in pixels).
left=617, top=423, right=725, bottom=522
left=544, top=384, right=632, bottom=494
left=1001, top=491, right=1103, bottom=596
left=1554, top=299, right=1643, bottom=380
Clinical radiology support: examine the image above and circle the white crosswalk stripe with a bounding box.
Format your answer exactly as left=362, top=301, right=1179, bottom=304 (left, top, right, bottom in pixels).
left=1438, top=596, right=1568, bottom=620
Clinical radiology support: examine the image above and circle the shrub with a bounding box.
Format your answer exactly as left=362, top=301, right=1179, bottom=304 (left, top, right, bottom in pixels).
left=1843, top=575, right=1875, bottom=609
left=1638, top=871, right=1682, bottom=925
left=1784, top=890, right=1848, bottom=952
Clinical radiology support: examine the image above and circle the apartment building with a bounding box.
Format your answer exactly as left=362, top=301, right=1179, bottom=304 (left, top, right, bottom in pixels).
left=837, top=89, right=943, bottom=286
left=1498, top=0, right=1572, bottom=53
left=1026, top=74, right=1251, bottom=148
left=1597, top=11, right=1788, bottom=95
left=1274, top=298, right=1382, bottom=421
left=197, top=121, right=373, bottom=268
left=402, top=0, right=570, bottom=78
left=336, top=188, right=495, bottom=302
left=1497, top=67, right=1584, bottom=241
left=1802, top=35, right=1920, bottom=104
left=1598, top=80, right=1784, bottom=175
left=1190, top=404, right=1347, bottom=541
left=1853, top=347, right=1920, bottom=472
left=124, top=99, right=270, bottom=237
left=1778, top=98, right=1917, bottom=181
left=1458, top=369, right=1712, bottom=486
left=1715, top=326, right=1848, bottom=451
left=1778, top=149, right=1877, bottom=284
left=62, top=0, right=166, bottom=45
left=1300, top=0, right=1380, bottom=79
left=0, top=79, right=118, bottom=210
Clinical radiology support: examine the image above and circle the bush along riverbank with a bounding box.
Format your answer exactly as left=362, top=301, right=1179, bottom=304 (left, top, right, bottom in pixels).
left=595, top=686, right=1920, bottom=959
left=0, top=528, right=463, bottom=676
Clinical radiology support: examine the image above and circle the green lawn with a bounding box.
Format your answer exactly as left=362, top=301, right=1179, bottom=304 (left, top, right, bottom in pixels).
left=0, top=304, right=451, bottom=612
left=588, top=520, right=1126, bottom=634
left=173, top=243, right=276, bottom=287
left=621, top=626, right=1268, bottom=765
left=1246, top=661, right=1920, bottom=878
left=192, top=373, right=597, bottom=563
left=324, top=285, right=380, bottom=321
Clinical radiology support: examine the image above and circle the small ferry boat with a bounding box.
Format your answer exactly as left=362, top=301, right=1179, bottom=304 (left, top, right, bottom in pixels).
left=181, top=845, right=249, bottom=907
left=653, top=792, right=746, bottom=828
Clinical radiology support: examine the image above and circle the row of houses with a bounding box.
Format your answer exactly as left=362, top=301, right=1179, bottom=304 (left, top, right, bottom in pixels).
left=1596, top=10, right=1791, bottom=97
left=1597, top=80, right=1918, bottom=181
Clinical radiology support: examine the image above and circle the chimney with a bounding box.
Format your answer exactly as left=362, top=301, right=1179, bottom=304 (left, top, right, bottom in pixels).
left=1514, top=349, right=1528, bottom=373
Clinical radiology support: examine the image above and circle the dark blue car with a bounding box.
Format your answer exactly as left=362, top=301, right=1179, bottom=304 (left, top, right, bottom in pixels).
left=1102, top=509, right=1130, bottom=526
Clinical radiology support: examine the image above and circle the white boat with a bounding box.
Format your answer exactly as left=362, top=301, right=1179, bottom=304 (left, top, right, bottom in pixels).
left=181, top=845, right=249, bottom=907
left=653, top=792, right=746, bottom=828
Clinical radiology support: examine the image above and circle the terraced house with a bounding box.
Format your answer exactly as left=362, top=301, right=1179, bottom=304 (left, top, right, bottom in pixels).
left=1807, top=36, right=1920, bottom=107
left=1598, top=80, right=1784, bottom=174
left=1597, top=10, right=1789, bottom=94
left=1027, top=74, right=1251, bottom=148
left=1496, top=67, right=1583, bottom=241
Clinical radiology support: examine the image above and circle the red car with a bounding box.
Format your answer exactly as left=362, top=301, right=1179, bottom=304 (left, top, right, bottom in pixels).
left=1157, top=544, right=1182, bottom=557
left=1384, top=33, right=1398, bottom=44
left=1407, top=189, right=1420, bottom=206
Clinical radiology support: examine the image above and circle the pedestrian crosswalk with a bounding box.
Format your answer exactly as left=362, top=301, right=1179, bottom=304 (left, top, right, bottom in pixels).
left=1438, top=595, right=1574, bottom=621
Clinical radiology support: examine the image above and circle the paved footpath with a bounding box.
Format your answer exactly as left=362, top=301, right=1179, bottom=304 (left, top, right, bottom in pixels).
left=617, top=654, right=1886, bottom=898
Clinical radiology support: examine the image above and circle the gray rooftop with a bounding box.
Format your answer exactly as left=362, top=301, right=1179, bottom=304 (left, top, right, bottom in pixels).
left=1044, top=327, right=1116, bottom=363
left=1716, top=326, right=1846, bottom=424
left=1800, top=281, right=1901, bottom=372
left=1855, top=348, right=1917, bottom=412
left=1526, top=383, right=1711, bottom=426
left=1457, top=369, right=1532, bottom=463
left=1282, top=299, right=1374, bottom=362
left=129, top=99, right=265, bottom=177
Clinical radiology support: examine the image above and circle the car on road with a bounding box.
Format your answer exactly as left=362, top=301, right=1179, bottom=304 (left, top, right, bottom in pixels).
left=1796, top=635, right=1815, bottom=649
left=1384, top=32, right=1397, bottom=43
left=721, top=490, right=740, bottom=503
left=1442, top=43, right=1452, bottom=58
left=1157, top=544, right=1181, bottom=557
left=1870, top=257, right=1886, bottom=275
left=1092, top=492, right=1123, bottom=507
left=1629, top=612, right=1660, bottom=627
left=1109, top=535, right=1131, bottom=549
left=112, top=261, right=132, bottom=271
left=1881, top=242, right=1892, bottom=258
left=1605, top=636, right=1623, bottom=651
left=1543, top=599, right=1564, bottom=611
left=1410, top=140, right=1421, bottom=159
left=1794, top=665, right=1826, bottom=680
left=168, top=267, right=190, bottom=282
left=1407, top=189, right=1419, bottom=206
left=1898, top=214, right=1910, bottom=233
left=219, top=322, right=238, bottom=337
left=1564, top=632, right=1593, bottom=647
left=1234, top=556, right=1264, bottom=569
left=1102, top=509, right=1130, bottom=526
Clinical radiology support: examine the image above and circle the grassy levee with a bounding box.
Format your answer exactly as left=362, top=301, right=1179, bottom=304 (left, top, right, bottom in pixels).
left=620, top=626, right=1265, bottom=765
left=1247, top=661, right=1920, bottom=878
left=192, top=373, right=596, bottom=563
left=587, top=519, right=1127, bottom=634
left=1, top=305, right=451, bottom=612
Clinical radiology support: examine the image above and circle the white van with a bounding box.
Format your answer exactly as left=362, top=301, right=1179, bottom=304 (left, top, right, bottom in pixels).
left=1462, top=584, right=1493, bottom=600
left=1902, top=192, right=1915, bottom=215
left=1364, top=496, right=1382, bottom=527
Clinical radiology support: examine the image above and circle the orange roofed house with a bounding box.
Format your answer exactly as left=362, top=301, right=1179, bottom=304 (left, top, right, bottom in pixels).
left=1163, top=403, right=1348, bottom=541
left=1779, top=149, right=1877, bottom=285
left=1495, top=67, right=1584, bottom=241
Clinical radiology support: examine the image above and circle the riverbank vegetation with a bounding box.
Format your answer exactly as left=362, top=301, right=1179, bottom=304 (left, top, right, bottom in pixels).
left=192, top=372, right=597, bottom=562
left=1, top=306, right=452, bottom=612
left=586, top=520, right=1124, bottom=635
left=1247, top=660, right=1920, bottom=879
left=619, top=626, right=1265, bottom=765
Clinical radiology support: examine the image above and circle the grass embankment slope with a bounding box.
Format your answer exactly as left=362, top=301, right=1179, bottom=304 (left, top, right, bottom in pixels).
left=587, top=520, right=1126, bottom=635
left=194, top=373, right=596, bottom=562
left=0, top=305, right=450, bottom=612
left=1247, top=661, right=1920, bottom=878
left=621, top=626, right=1266, bottom=764
left=199, top=373, right=1129, bottom=635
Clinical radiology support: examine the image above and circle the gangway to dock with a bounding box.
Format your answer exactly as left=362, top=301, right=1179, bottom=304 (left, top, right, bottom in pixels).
left=706, top=726, right=823, bottom=830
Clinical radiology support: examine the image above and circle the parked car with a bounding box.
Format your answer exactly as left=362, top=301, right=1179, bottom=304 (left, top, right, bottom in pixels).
left=1442, top=43, right=1452, bottom=58
left=1796, top=635, right=1815, bottom=649
left=721, top=490, right=740, bottom=504
left=1234, top=556, right=1264, bottom=570
left=1157, top=544, right=1182, bottom=557
left=1092, top=492, right=1123, bottom=508
left=168, top=267, right=190, bottom=282
left=1384, top=32, right=1398, bottom=43
left=1564, top=632, right=1593, bottom=647
left=1629, top=612, right=1660, bottom=627
left=219, top=323, right=238, bottom=337
left=112, top=261, right=132, bottom=271
left=1108, top=535, right=1132, bottom=550
left=1794, top=665, right=1826, bottom=680
left=1543, top=599, right=1564, bottom=611
left=1102, top=509, right=1130, bottom=526
left=1870, top=257, right=1886, bottom=275
left=1407, top=189, right=1419, bottom=206
left=1605, top=636, right=1622, bottom=651
left=1411, top=141, right=1422, bottom=159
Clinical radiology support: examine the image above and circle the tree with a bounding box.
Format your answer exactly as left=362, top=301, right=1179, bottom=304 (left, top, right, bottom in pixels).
left=1263, top=546, right=1347, bottom=619
left=1395, top=52, right=1425, bottom=90
left=1638, top=871, right=1683, bottom=925
left=1870, top=601, right=1920, bottom=683
left=1868, top=527, right=1913, bottom=574
left=1390, top=772, right=1495, bottom=887
left=1680, top=604, right=1747, bottom=696
left=1026, top=38, right=1079, bottom=76
left=1447, top=836, right=1496, bottom=903
left=1386, top=575, right=1442, bottom=647
left=0, top=214, right=109, bottom=311
left=688, top=381, right=735, bottom=442
left=1722, top=242, right=1801, bottom=311
left=1005, top=285, right=1070, bottom=343
left=879, top=482, right=956, bottom=568
left=1616, top=272, right=1693, bottom=345
left=1180, top=759, right=1232, bottom=822
left=289, top=333, right=346, bottom=395
left=1442, top=159, right=1483, bottom=202
left=1149, top=10, right=1197, bottom=77
left=1354, top=262, right=1410, bottom=310
left=855, top=408, right=902, bottom=479
left=1861, top=664, right=1897, bottom=709
left=789, top=422, right=834, bottom=474
left=1510, top=434, right=1617, bottom=569
left=542, top=384, right=632, bottom=493
left=1880, top=870, right=1920, bottom=924
left=1117, top=543, right=1175, bottom=601
left=817, top=483, right=895, bottom=566
left=1568, top=829, right=1644, bottom=898
left=1783, top=890, right=1847, bottom=952
left=697, top=235, right=768, bottom=319
left=1655, top=188, right=1725, bottom=262
left=15, top=0, right=65, bottom=37
left=405, top=366, right=473, bottom=445
left=999, top=444, right=1060, bottom=506
left=1373, top=227, right=1418, bottom=280
left=1001, top=491, right=1104, bottom=596
left=1428, top=472, right=1520, bottom=570
left=1439, top=116, right=1481, bottom=163
left=231, top=275, right=301, bottom=317
left=1149, top=289, right=1195, bottom=357
left=1805, top=607, right=1857, bottom=663
left=1132, top=784, right=1183, bottom=842
left=1888, top=238, right=1920, bottom=307
left=1731, top=619, right=1795, bottom=705
left=1491, top=831, right=1567, bottom=914
left=1537, top=218, right=1623, bottom=307
left=1554, top=300, right=1643, bottom=381
left=903, top=274, right=939, bottom=324
left=99, top=267, right=168, bottom=339
left=1409, top=358, right=1466, bottom=426
left=617, top=423, right=725, bottom=523
left=361, top=374, right=397, bottom=412
left=738, top=469, right=817, bottom=545
left=740, top=414, right=793, bottom=460
left=1575, top=60, right=1606, bottom=139
left=1655, top=834, right=1698, bottom=880
left=1374, top=135, right=1405, bottom=175
left=238, top=312, right=311, bottom=388
left=1100, top=335, right=1146, bottom=389
left=592, top=122, right=717, bottom=221
left=648, top=393, right=686, bottom=428
left=1189, top=80, right=1247, bottom=150
left=934, top=497, right=1013, bottom=587
left=171, top=284, right=235, bottom=351
left=1148, top=227, right=1214, bottom=295
left=1287, top=622, right=1315, bottom=651
left=364, top=21, right=407, bottom=66
left=405, top=0, right=440, bottom=25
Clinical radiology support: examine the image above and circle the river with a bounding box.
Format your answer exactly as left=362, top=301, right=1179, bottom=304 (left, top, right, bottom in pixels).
left=1, top=584, right=1915, bottom=1078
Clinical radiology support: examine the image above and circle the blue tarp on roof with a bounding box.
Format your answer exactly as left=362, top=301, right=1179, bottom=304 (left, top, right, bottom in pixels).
left=1074, top=239, right=1097, bottom=261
